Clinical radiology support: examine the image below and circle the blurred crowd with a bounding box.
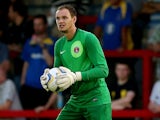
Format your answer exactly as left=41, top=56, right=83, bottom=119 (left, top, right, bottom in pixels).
left=0, top=0, right=160, bottom=120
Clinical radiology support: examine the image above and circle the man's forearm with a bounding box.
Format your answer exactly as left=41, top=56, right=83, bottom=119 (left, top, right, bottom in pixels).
left=94, top=26, right=103, bottom=41
left=112, top=99, right=132, bottom=109
left=44, top=93, right=57, bottom=110
left=112, top=102, right=127, bottom=110
left=21, top=62, right=28, bottom=85
left=0, top=101, right=12, bottom=110
left=112, top=99, right=129, bottom=106
left=121, top=27, right=128, bottom=49
left=81, top=66, right=109, bottom=81
left=42, top=48, right=53, bottom=67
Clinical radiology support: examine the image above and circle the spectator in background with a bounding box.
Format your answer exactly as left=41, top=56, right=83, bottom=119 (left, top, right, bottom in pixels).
left=142, top=0, right=160, bottom=117
left=148, top=80, right=160, bottom=114
left=94, top=0, right=134, bottom=90
left=94, top=0, right=133, bottom=51
left=146, top=22, right=160, bottom=120
left=20, top=14, right=56, bottom=110
left=0, top=0, right=21, bottom=54
left=0, top=66, right=25, bottom=120
left=8, top=1, right=33, bottom=45
left=7, top=1, right=33, bottom=90
left=108, top=60, right=138, bottom=120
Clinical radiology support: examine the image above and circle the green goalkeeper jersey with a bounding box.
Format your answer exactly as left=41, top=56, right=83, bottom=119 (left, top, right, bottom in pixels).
left=54, top=29, right=111, bottom=107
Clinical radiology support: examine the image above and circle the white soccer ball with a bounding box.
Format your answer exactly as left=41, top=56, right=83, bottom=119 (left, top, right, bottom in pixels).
left=46, top=68, right=64, bottom=92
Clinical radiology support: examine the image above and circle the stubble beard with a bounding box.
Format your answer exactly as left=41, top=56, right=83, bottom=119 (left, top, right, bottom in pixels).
left=58, top=24, right=73, bottom=34
left=60, top=30, right=68, bottom=33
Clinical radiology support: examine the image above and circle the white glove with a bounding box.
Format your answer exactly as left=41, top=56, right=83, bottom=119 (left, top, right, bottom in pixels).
left=56, top=67, right=82, bottom=91
left=40, top=68, right=50, bottom=91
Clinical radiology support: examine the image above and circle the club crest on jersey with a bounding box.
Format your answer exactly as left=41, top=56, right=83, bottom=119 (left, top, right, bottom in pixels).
left=74, top=47, right=79, bottom=53
left=71, top=41, right=83, bottom=58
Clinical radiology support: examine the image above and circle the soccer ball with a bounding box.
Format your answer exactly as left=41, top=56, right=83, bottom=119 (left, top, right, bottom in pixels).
left=45, top=68, right=64, bottom=92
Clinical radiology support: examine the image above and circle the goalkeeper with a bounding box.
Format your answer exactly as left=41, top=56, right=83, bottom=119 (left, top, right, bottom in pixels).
left=41, top=4, right=111, bottom=120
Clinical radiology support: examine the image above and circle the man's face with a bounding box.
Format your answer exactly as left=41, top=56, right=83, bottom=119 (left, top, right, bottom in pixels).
left=8, top=6, right=16, bottom=21
left=55, top=8, right=76, bottom=33
left=33, top=18, right=47, bottom=35
left=115, top=63, right=130, bottom=80
left=110, top=0, right=120, bottom=6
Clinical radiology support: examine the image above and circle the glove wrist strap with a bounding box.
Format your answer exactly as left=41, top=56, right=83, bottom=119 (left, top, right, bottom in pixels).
left=75, top=72, right=82, bottom=81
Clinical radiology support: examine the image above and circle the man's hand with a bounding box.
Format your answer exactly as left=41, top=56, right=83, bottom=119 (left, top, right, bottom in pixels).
left=40, top=68, right=50, bottom=91
left=34, top=106, right=46, bottom=113
left=148, top=102, right=160, bottom=113
left=56, top=67, right=82, bottom=91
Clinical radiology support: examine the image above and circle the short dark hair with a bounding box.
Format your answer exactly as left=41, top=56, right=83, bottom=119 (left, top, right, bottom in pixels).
left=57, top=4, right=77, bottom=17
left=115, top=58, right=134, bottom=71
left=10, top=1, right=28, bottom=17
left=34, top=14, right=47, bottom=25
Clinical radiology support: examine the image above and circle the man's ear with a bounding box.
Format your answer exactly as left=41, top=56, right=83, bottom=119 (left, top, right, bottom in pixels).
left=73, top=16, right=77, bottom=24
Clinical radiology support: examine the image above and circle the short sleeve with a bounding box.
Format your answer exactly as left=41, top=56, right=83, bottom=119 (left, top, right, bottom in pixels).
left=121, top=3, right=132, bottom=26
left=150, top=81, right=160, bottom=104
left=3, top=80, right=16, bottom=102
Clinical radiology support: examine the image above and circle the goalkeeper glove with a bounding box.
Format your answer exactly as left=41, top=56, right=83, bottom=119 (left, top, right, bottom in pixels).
left=56, top=66, right=82, bottom=91
left=40, top=68, right=50, bottom=91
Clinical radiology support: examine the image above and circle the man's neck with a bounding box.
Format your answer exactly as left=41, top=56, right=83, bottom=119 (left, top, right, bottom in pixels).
left=65, top=26, right=77, bottom=40
left=117, top=78, right=128, bottom=85
left=35, top=33, right=47, bottom=39
left=111, top=1, right=121, bottom=7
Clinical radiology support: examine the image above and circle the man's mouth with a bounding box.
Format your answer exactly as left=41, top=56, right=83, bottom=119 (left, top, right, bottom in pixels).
left=59, top=24, right=65, bottom=28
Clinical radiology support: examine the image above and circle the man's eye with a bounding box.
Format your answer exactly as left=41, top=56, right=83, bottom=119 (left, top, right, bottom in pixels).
left=56, top=17, right=59, bottom=20
left=63, top=16, right=67, bottom=19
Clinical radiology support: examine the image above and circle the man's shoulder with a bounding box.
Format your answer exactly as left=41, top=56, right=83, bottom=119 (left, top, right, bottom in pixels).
left=154, top=80, right=160, bottom=88
left=3, top=79, right=16, bottom=90
left=22, top=37, right=32, bottom=48
left=5, top=79, right=15, bottom=86
left=78, top=29, right=92, bottom=35
left=77, top=29, right=95, bottom=39
left=43, top=35, right=56, bottom=45
left=55, top=36, right=65, bottom=46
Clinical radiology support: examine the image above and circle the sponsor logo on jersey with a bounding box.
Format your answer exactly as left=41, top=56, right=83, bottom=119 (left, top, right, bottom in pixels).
left=105, top=22, right=115, bottom=35
left=71, top=41, right=83, bottom=58
left=92, top=98, right=98, bottom=102
left=31, top=53, right=44, bottom=59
